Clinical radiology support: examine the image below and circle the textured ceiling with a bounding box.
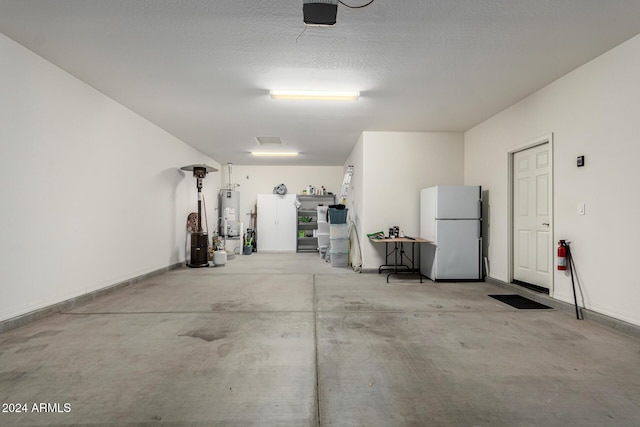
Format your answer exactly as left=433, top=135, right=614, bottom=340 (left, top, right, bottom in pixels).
left=1, top=0, right=640, bottom=165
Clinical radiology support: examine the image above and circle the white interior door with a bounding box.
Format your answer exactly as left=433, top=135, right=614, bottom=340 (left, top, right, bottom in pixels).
left=513, top=143, right=551, bottom=288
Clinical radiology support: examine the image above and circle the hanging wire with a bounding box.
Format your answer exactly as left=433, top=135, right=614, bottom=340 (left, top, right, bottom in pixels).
left=296, top=24, right=308, bottom=43
left=339, top=0, right=376, bottom=9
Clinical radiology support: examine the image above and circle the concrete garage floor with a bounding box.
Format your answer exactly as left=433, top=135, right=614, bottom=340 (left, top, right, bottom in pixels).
left=1, top=253, right=640, bottom=426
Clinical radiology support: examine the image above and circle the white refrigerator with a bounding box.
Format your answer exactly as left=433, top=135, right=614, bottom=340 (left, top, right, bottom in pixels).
left=420, top=186, right=482, bottom=281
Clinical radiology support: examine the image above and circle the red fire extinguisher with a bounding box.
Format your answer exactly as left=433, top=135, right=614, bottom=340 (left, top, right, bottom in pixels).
left=557, top=240, right=567, bottom=271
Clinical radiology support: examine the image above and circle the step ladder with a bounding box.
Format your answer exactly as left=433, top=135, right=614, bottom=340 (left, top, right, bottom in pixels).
left=338, top=165, right=354, bottom=205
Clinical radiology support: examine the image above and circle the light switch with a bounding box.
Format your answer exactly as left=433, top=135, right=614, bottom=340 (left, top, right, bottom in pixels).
left=577, top=203, right=585, bottom=215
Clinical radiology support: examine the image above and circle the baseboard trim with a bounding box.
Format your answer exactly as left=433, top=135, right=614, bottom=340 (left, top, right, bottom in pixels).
left=485, top=276, right=640, bottom=340
left=0, top=262, right=184, bottom=334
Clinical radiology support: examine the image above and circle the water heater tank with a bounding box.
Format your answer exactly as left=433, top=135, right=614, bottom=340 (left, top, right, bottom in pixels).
left=219, top=190, right=240, bottom=237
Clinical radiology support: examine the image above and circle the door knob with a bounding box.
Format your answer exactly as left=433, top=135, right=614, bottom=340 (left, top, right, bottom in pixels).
left=542, top=223, right=549, bottom=226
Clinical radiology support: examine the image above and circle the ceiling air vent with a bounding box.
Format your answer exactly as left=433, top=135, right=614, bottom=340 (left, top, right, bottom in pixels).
left=256, top=137, right=284, bottom=147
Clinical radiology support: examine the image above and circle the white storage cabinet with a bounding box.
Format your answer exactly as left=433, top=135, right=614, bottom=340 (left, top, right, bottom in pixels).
left=256, top=194, right=297, bottom=252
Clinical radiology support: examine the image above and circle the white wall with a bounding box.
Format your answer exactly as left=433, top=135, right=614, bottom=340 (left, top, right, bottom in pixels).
left=218, top=164, right=344, bottom=233
left=345, top=134, right=365, bottom=266
left=346, top=132, right=464, bottom=270
left=465, top=34, right=640, bottom=326
left=0, top=34, right=219, bottom=322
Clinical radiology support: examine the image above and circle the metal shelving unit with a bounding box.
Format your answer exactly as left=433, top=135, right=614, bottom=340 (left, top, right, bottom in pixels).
left=296, top=194, right=335, bottom=252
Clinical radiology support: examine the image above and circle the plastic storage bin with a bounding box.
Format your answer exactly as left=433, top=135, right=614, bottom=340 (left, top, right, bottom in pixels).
left=328, top=208, right=348, bottom=224
left=317, top=233, right=330, bottom=248
left=330, top=251, right=348, bottom=267
left=330, top=224, right=348, bottom=239
left=330, top=237, right=348, bottom=253
left=317, top=222, right=330, bottom=234
left=317, top=206, right=329, bottom=222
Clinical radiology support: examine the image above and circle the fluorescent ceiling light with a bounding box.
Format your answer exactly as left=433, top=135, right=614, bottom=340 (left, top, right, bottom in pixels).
left=251, top=151, right=299, bottom=157
left=270, top=90, right=359, bottom=101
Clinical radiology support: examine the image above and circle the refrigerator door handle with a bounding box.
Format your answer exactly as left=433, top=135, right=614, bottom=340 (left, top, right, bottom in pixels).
left=478, top=199, right=483, bottom=220
left=478, top=220, right=482, bottom=239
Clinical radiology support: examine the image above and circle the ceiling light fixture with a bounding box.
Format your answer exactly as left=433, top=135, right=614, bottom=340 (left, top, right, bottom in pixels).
left=270, top=90, right=359, bottom=101
left=251, top=151, right=299, bottom=157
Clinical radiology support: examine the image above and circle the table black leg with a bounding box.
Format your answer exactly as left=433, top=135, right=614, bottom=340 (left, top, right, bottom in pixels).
left=394, top=242, right=399, bottom=274
left=388, top=242, right=398, bottom=283
left=379, top=240, right=423, bottom=282
left=379, top=242, right=389, bottom=274
left=411, top=242, right=422, bottom=283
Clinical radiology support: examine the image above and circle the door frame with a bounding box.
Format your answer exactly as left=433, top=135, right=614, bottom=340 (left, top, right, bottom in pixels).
left=506, top=133, right=555, bottom=297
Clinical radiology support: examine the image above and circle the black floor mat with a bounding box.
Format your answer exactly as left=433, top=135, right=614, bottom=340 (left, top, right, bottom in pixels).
left=489, top=294, right=552, bottom=310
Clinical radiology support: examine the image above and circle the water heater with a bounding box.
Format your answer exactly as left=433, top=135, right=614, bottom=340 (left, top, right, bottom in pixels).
left=220, top=190, right=240, bottom=237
